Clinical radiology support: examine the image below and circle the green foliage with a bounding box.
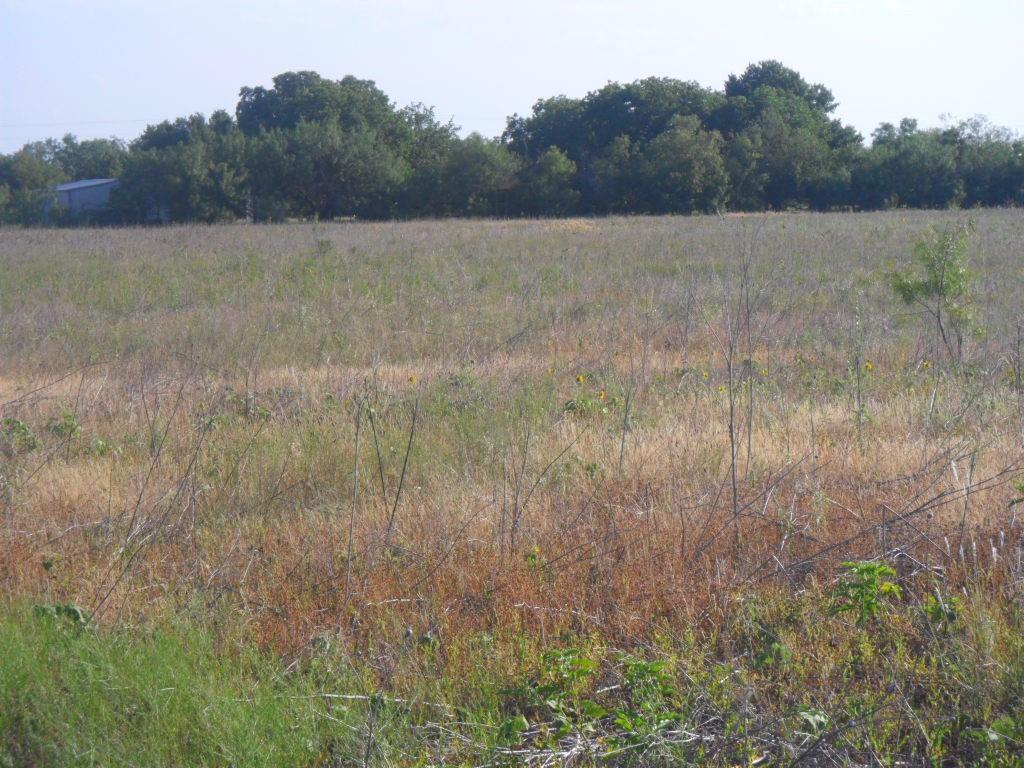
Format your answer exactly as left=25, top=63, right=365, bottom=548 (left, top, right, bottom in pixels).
left=499, top=646, right=686, bottom=759
left=514, top=146, right=580, bottom=216
left=725, top=60, right=837, bottom=114
left=922, top=592, right=962, bottom=631
left=855, top=119, right=963, bottom=209
left=0, top=145, right=65, bottom=225
left=45, top=408, right=82, bottom=440
left=796, top=708, right=831, bottom=739
left=563, top=393, right=617, bottom=417
left=955, top=117, right=1024, bottom=206
left=973, top=715, right=1024, bottom=761
left=634, top=115, right=729, bottom=213
left=236, top=71, right=403, bottom=138
left=563, top=376, right=619, bottom=418
left=86, top=437, right=116, bottom=457
left=0, top=418, right=39, bottom=454
left=0, top=606, right=374, bottom=768
left=890, top=221, right=978, bottom=363
left=740, top=87, right=854, bottom=209
left=436, top=133, right=519, bottom=216
left=3, top=64, right=1021, bottom=225
left=53, top=135, right=127, bottom=180
left=502, top=647, right=604, bottom=745
left=609, top=654, right=682, bottom=749
left=830, top=560, right=902, bottom=627
left=497, top=713, right=529, bottom=745
left=4, top=587, right=1024, bottom=764
left=115, top=116, right=249, bottom=223
left=1011, top=478, right=1024, bottom=509
left=33, top=603, right=88, bottom=628
left=891, top=223, right=973, bottom=307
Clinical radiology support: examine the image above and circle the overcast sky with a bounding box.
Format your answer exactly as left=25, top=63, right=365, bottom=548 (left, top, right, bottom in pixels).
left=2, top=0, right=1022, bottom=153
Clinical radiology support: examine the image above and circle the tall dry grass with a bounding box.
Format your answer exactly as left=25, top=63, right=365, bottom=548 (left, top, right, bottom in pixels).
left=0, top=212, right=1019, bottom=647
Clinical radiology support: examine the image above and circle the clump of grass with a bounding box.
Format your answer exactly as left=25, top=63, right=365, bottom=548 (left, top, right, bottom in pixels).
left=0, top=604, right=374, bottom=767
left=4, top=583, right=1024, bottom=765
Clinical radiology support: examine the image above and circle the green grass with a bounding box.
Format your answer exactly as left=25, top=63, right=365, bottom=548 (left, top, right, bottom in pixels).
left=0, top=606, right=370, bottom=767
left=4, top=585, right=1024, bottom=766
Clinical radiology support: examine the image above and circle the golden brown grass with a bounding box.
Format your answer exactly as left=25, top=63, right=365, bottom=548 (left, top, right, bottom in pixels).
left=4, top=212, right=1024, bottom=763
left=2, top=211, right=1021, bottom=662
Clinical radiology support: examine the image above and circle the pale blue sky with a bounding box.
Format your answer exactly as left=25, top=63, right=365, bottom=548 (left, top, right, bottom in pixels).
left=2, top=0, right=1022, bottom=152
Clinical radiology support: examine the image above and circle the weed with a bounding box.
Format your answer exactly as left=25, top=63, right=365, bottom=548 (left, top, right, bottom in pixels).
left=0, top=418, right=38, bottom=454
left=831, top=561, right=902, bottom=627
left=922, top=592, right=962, bottom=631
left=44, top=408, right=82, bottom=439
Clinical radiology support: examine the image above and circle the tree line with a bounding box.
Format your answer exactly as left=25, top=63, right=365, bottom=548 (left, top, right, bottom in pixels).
left=1, top=61, right=1022, bottom=225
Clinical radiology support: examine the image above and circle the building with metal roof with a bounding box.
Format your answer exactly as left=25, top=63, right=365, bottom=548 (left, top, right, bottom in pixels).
left=54, top=178, right=120, bottom=216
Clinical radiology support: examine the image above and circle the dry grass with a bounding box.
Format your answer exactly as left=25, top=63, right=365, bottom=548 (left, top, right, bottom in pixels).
left=2, top=211, right=1023, bottom=763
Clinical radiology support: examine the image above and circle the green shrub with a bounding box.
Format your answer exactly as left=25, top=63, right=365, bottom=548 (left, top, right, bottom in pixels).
left=0, top=418, right=38, bottom=454
left=830, top=560, right=902, bottom=627
left=890, top=221, right=979, bottom=365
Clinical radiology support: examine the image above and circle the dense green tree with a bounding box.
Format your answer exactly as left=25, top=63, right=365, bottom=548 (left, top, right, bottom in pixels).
left=287, top=121, right=406, bottom=219
left=633, top=116, right=728, bottom=213
left=514, top=146, right=580, bottom=216
left=504, top=96, right=586, bottom=163
left=0, top=146, right=65, bottom=224
left=115, top=115, right=248, bottom=223
left=0, top=145, right=65, bottom=191
left=236, top=72, right=407, bottom=145
left=590, top=134, right=640, bottom=213
left=396, top=104, right=461, bottom=217
left=54, top=135, right=128, bottom=179
left=1, top=64, right=1021, bottom=225
left=246, top=130, right=293, bottom=221
left=135, top=115, right=209, bottom=151
left=746, top=90, right=836, bottom=208
left=440, top=134, right=519, bottom=216
left=725, top=60, right=837, bottom=114
left=581, top=78, right=724, bottom=150
left=723, top=129, right=768, bottom=210
left=737, top=87, right=859, bottom=209
left=954, top=118, right=1024, bottom=207
left=854, top=119, right=962, bottom=209
left=234, top=72, right=415, bottom=219
left=245, top=122, right=407, bottom=221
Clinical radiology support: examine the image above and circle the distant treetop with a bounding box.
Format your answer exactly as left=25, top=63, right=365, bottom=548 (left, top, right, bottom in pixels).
left=1, top=61, right=1021, bottom=225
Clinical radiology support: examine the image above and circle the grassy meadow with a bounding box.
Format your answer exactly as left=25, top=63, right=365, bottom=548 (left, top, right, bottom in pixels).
left=1, top=211, right=1023, bottom=766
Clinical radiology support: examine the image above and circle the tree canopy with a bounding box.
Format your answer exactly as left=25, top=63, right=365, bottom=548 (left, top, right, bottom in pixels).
left=1, top=61, right=1021, bottom=225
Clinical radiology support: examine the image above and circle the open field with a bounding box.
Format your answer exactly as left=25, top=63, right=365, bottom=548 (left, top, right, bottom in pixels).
left=1, top=211, right=1023, bottom=766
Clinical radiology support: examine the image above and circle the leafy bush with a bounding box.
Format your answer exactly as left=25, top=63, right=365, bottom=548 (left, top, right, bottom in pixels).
left=0, top=418, right=38, bottom=454
left=890, top=222, right=979, bottom=365
left=830, top=560, right=902, bottom=627
left=45, top=408, right=82, bottom=439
